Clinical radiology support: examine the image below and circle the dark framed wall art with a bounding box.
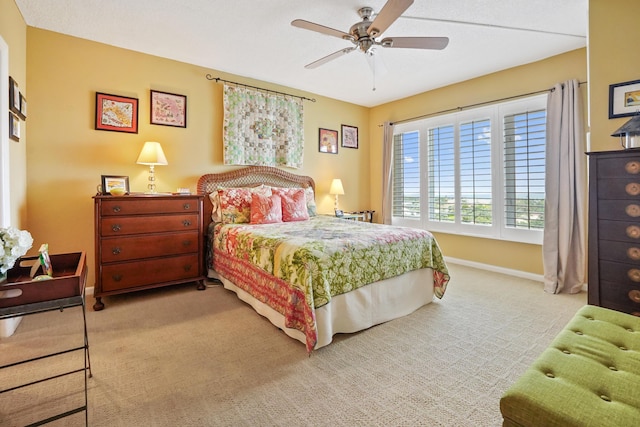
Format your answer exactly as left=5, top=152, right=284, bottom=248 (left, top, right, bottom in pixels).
left=319, top=128, right=338, bottom=154
left=95, top=92, right=139, bottom=133
left=609, top=79, right=640, bottom=119
left=341, top=124, right=358, bottom=149
left=150, top=90, right=187, bottom=128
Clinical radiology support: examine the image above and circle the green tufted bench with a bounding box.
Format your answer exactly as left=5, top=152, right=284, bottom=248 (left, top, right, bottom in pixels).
left=500, top=305, right=640, bottom=427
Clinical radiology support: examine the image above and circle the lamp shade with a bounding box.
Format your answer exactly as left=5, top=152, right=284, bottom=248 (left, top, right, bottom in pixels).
left=329, top=178, right=345, bottom=195
left=612, top=115, right=640, bottom=149
left=136, top=141, right=168, bottom=165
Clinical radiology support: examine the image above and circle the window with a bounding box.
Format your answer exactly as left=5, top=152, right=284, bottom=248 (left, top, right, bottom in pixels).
left=392, top=95, right=547, bottom=244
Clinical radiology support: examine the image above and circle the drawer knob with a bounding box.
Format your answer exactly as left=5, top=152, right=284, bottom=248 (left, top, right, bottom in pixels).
left=183, top=264, right=192, bottom=272
left=628, top=247, right=640, bottom=261
left=626, top=183, right=640, bottom=196
left=626, top=161, right=640, bottom=175
left=183, top=203, right=191, bottom=210
left=626, top=204, right=640, bottom=218
left=112, top=274, right=123, bottom=282
left=629, top=290, right=640, bottom=303
left=112, top=247, right=121, bottom=255
left=628, top=269, right=640, bottom=282
left=627, top=225, right=640, bottom=239
left=182, top=240, right=192, bottom=247
left=111, top=224, right=121, bottom=232
left=183, top=219, right=192, bottom=227
left=112, top=206, right=122, bottom=213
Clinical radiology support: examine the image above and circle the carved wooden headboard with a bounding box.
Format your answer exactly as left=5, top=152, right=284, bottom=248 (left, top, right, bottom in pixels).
left=197, top=166, right=316, bottom=230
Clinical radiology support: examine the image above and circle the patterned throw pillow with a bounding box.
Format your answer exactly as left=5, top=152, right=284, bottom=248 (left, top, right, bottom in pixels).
left=218, top=186, right=272, bottom=224
left=279, top=188, right=310, bottom=222
left=270, top=186, right=317, bottom=217
left=250, top=193, right=282, bottom=224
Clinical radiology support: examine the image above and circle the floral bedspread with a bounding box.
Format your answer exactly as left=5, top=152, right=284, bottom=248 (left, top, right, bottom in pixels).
left=211, top=216, right=450, bottom=352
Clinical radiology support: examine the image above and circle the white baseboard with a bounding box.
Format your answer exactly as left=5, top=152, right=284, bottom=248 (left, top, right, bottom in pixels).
left=444, top=256, right=589, bottom=292
left=444, top=256, right=544, bottom=282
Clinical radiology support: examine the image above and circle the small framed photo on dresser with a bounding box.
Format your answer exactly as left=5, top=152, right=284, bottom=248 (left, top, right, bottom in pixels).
left=101, top=175, right=130, bottom=195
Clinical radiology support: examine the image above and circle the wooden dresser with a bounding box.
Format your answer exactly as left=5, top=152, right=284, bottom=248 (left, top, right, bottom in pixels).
left=93, top=194, right=205, bottom=310
left=588, top=150, right=640, bottom=316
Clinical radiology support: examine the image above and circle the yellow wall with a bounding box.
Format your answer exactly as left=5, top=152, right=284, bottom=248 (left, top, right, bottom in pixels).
left=24, top=29, right=370, bottom=287
left=369, top=48, right=588, bottom=275
left=0, top=0, right=28, bottom=227
left=589, top=0, right=640, bottom=151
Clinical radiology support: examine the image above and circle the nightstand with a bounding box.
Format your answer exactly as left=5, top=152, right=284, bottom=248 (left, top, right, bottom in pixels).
left=93, top=193, right=205, bottom=310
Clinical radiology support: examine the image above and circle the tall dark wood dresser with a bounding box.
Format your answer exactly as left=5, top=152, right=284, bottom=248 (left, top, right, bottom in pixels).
left=588, top=150, right=640, bottom=316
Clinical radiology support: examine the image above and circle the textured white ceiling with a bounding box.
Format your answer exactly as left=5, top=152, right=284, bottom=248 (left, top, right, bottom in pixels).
left=15, top=0, right=587, bottom=107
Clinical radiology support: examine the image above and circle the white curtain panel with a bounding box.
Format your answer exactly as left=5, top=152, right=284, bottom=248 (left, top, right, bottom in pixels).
left=542, top=79, right=587, bottom=294
left=223, top=84, right=304, bottom=168
left=381, top=121, right=394, bottom=224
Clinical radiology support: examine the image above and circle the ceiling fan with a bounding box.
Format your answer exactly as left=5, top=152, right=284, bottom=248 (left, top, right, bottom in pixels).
left=291, top=0, right=449, bottom=70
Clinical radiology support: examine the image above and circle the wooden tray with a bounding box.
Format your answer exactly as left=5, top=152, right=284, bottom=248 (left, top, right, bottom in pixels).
left=0, top=252, right=87, bottom=308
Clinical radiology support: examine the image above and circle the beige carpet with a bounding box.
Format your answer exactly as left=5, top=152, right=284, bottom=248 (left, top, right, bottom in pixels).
left=0, top=263, right=586, bottom=426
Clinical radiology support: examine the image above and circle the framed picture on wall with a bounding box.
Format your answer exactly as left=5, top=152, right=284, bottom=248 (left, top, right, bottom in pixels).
left=9, top=112, right=20, bottom=142
left=150, top=90, right=187, bottom=128
left=19, top=93, right=27, bottom=120
left=319, top=128, right=338, bottom=154
left=341, top=124, right=358, bottom=149
left=609, top=79, right=640, bottom=119
left=8, top=76, right=21, bottom=116
left=95, top=92, right=139, bottom=133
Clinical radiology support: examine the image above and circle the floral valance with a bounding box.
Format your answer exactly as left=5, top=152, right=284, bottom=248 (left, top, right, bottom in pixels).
left=223, top=84, right=304, bottom=168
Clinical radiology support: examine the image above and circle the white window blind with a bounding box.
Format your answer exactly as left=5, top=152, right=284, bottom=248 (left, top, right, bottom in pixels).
left=392, top=131, right=420, bottom=218
left=503, top=109, right=546, bottom=230
left=427, top=125, right=455, bottom=222
left=459, top=119, right=492, bottom=225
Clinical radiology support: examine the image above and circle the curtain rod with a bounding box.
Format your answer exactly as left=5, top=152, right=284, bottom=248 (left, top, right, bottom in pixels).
left=385, top=80, right=587, bottom=126
left=206, top=74, right=316, bottom=102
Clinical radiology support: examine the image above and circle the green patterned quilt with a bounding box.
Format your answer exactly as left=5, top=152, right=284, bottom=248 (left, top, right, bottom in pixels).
left=212, top=216, right=450, bottom=351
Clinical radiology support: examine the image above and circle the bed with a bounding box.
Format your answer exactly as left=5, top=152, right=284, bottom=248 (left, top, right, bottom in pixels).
left=197, top=166, right=450, bottom=352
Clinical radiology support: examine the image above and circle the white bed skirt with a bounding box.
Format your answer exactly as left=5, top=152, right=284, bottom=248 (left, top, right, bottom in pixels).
left=210, top=268, right=434, bottom=350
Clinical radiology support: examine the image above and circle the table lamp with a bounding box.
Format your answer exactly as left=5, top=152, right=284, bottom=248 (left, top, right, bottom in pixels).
left=136, top=141, right=168, bottom=194
left=612, top=114, right=640, bottom=149
left=329, top=178, right=345, bottom=211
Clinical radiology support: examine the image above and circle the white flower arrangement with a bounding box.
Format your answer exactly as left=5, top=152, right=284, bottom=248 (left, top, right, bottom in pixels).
left=0, top=226, right=34, bottom=275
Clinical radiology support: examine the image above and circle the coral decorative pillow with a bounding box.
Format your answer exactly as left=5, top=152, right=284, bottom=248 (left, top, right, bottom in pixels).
left=250, top=193, right=282, bottom=224
left=218, top=186, right=271, bottom=224
left=280, top=189, right=310, bottom=222
left=271, top=186, right=317, bottom=217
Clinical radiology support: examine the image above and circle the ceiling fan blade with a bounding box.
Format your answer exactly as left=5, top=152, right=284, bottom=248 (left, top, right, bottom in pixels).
left=381, top=36, right=449, bottom=50
left=305, top=47, right=356, bottom=69
left=291, top=19, right=352, bottom=40
left=367, top=0, right=414, bottom=37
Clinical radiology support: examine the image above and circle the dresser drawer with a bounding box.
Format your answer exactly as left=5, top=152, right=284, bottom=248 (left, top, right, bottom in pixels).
left=101, top=213, right=199, bottom=236
left=599, top=220, right=640, bottom=243
left=100, top=231, right=199, bottom=263
left=599, top=259, right=640, bottom=286
left=100, top=254, right=200, bottom=292
left=101, top=197, right=200, bottom=216
left=597, top=177, right=640, bottom=199
left=599, top=280, right=640, bottom=316
left=599, top=239, right=640, bottom=263
left=598, top=200, right=640, bottom=221
left=595, top=156, right=640, bottom=178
